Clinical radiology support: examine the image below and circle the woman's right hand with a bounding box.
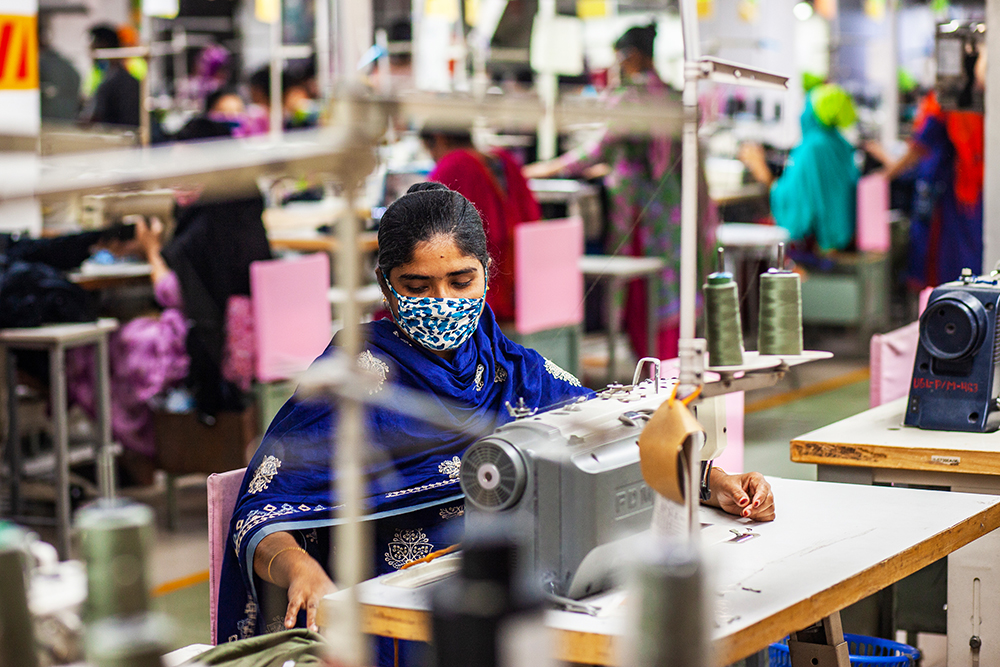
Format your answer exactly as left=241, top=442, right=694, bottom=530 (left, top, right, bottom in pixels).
left=283, top=552, right=338, bottom=631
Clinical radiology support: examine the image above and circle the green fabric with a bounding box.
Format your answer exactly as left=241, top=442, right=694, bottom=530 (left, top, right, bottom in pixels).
left=810, top=84, right=857, bottom=129
left=183, top=630, right=329, bottom=667
left=770, top=95, right=859, bottom=252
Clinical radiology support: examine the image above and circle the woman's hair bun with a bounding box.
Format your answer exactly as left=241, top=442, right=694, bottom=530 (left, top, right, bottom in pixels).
left=406, top=182, right=450, bottom=194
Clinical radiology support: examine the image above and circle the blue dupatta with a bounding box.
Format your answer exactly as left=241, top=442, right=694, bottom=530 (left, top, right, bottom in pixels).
left=217, top=306, right=592, bottom=645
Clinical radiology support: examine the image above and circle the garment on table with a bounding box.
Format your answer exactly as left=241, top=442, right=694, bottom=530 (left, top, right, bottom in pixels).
left=88, top=67, right=140, bottom=127
left=560, top=72, right=715, bottom=359
left=217, top=306, right=592, bottom=666
left=769, top=90, right=859, bottom=253
left=182, top=629, right=327, bottom=667
left=905, top=91, right=983, bottom=288
left=429, top=148, right=541, bottom=322
left=163, top=196, right=272, bottom=417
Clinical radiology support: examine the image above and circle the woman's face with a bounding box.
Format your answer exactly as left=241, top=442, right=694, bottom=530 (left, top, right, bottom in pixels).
left=381, top=234, right=486, bottom=307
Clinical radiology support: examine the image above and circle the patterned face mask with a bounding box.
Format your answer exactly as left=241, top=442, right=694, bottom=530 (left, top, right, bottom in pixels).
left=383, top=272, right=486, bottom=351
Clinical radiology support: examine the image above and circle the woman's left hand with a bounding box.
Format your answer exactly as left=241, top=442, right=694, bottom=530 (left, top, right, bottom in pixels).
left=708, top=470, right=775, bottom=522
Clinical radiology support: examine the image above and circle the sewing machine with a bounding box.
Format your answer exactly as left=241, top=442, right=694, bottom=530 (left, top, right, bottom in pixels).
left=459, top=372, right=727, bottom=601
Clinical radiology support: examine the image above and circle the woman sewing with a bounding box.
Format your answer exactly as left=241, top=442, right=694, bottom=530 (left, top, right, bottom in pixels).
left=217, top=183, right=774, bottom=665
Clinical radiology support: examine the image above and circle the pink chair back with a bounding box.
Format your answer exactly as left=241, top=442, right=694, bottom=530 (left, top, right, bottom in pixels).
left=514, top=217, right=584, bottom=335
left=208, top=467, right=247, bottom=644
left=856, top=173, right=890, bottom=252
left=250, top=253, right=332, bottom=382
left=869, top=322, right=920, bottom=408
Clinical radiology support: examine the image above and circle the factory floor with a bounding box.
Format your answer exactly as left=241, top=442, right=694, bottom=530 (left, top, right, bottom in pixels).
left=110, top=331, right=944, bottom=664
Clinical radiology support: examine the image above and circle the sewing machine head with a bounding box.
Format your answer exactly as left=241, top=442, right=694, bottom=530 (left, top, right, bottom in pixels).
left=460, top=375, right=727, bottom=600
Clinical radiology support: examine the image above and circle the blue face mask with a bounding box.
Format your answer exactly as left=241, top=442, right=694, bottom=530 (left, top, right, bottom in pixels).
left=383, top=272, right=486, bottom=352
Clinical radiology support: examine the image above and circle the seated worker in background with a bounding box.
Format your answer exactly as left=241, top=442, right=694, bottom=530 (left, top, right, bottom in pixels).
left=174, top=87, right=265, bottom=141
left=217, top=183, right=775, bottom=666
left=81, top=24, right=140, bottom=128
left=420, top=127, right=541, bottom=322
left=740, top=82, right=859, bottom=253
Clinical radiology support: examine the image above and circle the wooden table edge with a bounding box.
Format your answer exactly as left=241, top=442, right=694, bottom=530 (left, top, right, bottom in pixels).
left=351, top=500, right=1000, bottom=666
left=790, top=439, right=1000, bottom=477
left=716, top=497, right=1000, bottom=665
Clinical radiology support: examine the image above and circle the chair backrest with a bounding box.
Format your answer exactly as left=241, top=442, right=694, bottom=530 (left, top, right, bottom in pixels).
left=514, top=217, right=584, bottom=335
left=250, top=253, right=332, bottom=383
left=856, top=173, right=890, bottom=253
left=207, top=467, right=247, bottom=645
left=868, top=288, right=934, bottom=408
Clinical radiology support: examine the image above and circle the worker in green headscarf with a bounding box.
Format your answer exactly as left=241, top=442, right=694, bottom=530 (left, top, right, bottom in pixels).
left=740, top=82, right=859, bottom=252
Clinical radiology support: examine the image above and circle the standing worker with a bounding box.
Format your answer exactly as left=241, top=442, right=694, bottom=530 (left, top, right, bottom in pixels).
left=524, top=24, right=715, bottom=360
left=82, top=24, right=140, bottom=128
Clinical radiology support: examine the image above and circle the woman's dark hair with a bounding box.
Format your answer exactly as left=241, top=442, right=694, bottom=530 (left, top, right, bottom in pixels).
left=615, top=23, right=657, bottom=60
left=377, top=183, right=489, bottom=278
left=204, top=86, right=241, bottom=114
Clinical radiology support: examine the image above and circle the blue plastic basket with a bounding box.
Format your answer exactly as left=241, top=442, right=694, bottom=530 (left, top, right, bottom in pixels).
left=768, top=634, right=919, bottom=667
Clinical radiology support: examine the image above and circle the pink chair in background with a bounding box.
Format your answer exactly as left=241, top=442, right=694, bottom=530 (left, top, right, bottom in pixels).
left=207, top=467, right=247, bottom=645
left=514, top=217, right=584, bottom=335
left=250, top=253, right=333, bottom=383
left=869, top=287, right=935, bottom=408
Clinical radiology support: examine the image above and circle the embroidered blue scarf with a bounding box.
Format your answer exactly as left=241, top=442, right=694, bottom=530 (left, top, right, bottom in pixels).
left=217, top=306, right=592, bottom=643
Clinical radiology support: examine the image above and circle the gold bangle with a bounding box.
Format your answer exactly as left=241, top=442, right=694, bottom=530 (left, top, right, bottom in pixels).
left=267, top=546, right=307, bottom=583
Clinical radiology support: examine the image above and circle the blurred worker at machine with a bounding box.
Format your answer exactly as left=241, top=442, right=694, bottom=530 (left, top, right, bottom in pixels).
left=739, top=81, right=859, bottom=254
left=81, top=24, right=141, bottom=128
left=174, top=87, right=265, bottom=140
left=38, top=16, right=81, bottom=122
left=215, top=183, right=775, bottom=666
left=868, top=44, right=985, bottom=288
left=420, top=126, right=542, bottom=323
left=524, top=23, right=716, bottom=360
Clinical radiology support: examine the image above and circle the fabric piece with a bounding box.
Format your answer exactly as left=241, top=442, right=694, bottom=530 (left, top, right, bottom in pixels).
left=638, top=397, right=705, bottom=503
left=223, top=296, right=255, bottom=392
left=770, top=95, right=858, bottom=252
left=182, top=629, right=327, bottom=666
left=216, top=306, right=592, bottom=666
left=428, top=148, right=541, bottom=322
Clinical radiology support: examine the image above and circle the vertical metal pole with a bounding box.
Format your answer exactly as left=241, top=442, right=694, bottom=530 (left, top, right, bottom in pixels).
left=607, top=278, right=620, bottom=384
left=985, top=0, right=999, bottom=271
left=315, top=0, right=332, bottom=104
left=139, top=14, right=152, bottom=147
left=50, top=345, right=70, bottom=559
left=327, top=130, right=368, bottom=666
left=95, top=335, right=115, bottom=500
left=880, top=0, right=899, bottom=150
left=6, top=347, right=21, bottom=517
left=536, top=0, right=558, bottom=160
left=646, top=273, right=658, bottom=361
left=269, top=4, right=284, bottom=141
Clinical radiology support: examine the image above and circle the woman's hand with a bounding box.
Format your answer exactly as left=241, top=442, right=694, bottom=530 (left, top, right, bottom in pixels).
left=522, top=159, right=562, bottom=179
left=283, top=552, right=337, bottom=631
left=254, top=532, right=338, bottom=632
left=706, top=469, right=775, bottom=522
left=737, top=142, right=774, bottom=187
left=134, top=216, right=164, bottom=259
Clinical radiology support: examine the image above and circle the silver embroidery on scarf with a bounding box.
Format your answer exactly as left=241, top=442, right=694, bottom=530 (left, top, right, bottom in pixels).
left=358, top=350, right=390, bottom=394
left=247, top=456, right=281, bottom=495
left=475, top=363, right=485, bottom=391
left=495, top=366, right=507, bottom=383
left=385, top=528, right=434, bottom=569
left=438, top=456, right=462, bottom=479
left=439, top=506, right=464, bottom=520
left=544, top=358, right=582, bottom=387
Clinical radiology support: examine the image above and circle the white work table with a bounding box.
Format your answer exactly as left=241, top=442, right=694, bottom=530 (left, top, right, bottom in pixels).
left=324, top=477, right=1000, bottom=665
left=792, top=398, right=1000, bottom=667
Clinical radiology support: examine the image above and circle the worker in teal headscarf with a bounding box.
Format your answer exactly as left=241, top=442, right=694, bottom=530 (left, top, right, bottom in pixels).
left=740, top=82, right=859, bottom=252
